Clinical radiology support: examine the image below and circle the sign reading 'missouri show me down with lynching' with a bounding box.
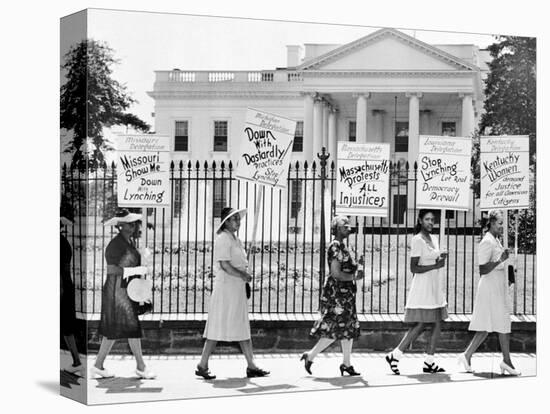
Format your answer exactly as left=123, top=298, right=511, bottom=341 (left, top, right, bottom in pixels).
left=336, top=142, right=390, bottom=217
left=234, top=108, right=296, bottom=189
left=416, top=135, right=472, bottom=211
left=116, top=134, right=171, bottom=207
left=480, top=135, right=530, bottom=210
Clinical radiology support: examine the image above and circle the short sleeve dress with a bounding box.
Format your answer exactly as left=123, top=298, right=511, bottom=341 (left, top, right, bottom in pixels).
left=98, top=233, right=142, bottom=339
left=468, top=232, right=511, bottom=333
left=404, top=233, right=448, bottom=323
left=60, top=233, right=77, bottom=335
left=203, top=231, right=251, bottom=341
left=310, top=240, right=361, bottom=340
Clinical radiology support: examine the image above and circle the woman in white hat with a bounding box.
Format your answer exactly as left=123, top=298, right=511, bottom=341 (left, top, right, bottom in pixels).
left=91, top=209, right=156, bottom=379
left=458, top=210, right=520, bottom=376
left=195, top=207, right=269, bottom=380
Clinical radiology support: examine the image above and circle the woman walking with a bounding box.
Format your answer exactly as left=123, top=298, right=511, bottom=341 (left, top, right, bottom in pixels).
left=195, top=207, right=269, bottom=380
left=385, top=209, right=448, bottom=375
left=91, top=209, right=156, bottom=379
left=60, top=212, right=83, bottom=374
left=300, top=216, right=364, bottom=377
left=458, top=210, right=520, bottom=376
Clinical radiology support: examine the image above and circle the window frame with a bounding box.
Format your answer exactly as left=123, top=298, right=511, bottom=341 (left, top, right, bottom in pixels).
left=173, top=119, right=190, bottom=152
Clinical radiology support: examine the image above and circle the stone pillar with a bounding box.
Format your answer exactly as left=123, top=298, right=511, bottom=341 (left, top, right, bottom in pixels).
left=328, top=108, right=338, bottom=162
left=372, top=109, right=385, bottom=143
left=355, top=93, right=370, bottom=143
left=303, top=92, right=315, bottom=159
left=460, top=93, right=475, bottom=138
left=322, top=102, right=330, bottom=150
left=313, top=96, right=323, bottom=158
left=406, top=92, right=422, bottom=167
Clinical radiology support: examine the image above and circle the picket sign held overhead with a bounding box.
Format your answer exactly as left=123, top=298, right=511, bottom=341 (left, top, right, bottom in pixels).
left=335, top=142, right=390, bottom=217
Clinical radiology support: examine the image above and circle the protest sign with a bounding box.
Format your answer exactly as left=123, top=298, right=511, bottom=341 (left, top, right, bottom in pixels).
left=480, top=135, right=530, bottom=211
left=416, top=135, right=472, bottom=211
left=115, top=134, right=171, bottom=207
left=335, top=142, right=390, bottom=217
left=234, top=108, right=296, bottom=189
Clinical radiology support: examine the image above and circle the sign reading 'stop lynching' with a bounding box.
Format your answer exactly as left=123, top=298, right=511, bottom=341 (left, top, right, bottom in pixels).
left=234, top=108, right=296, bottom=189
left=416, top=135, right=472, bottom=211
left=480, top=135, right=530, bottom=210
left=336, top=142, right=390, bottom=217
left=116, top=134, right=171, bottom=207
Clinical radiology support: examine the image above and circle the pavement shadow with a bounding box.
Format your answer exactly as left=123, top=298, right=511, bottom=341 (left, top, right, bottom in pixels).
left=312, top=376, right=369, bottom=388
left=472, top=371, right=499, bottom=379
left=207, top=377, right=298, bottom=394
left=94, top=377, right=163, bottom=394
left=402, top=373, right=452, bottom=383
left=60, top=370, right=82, bottom=389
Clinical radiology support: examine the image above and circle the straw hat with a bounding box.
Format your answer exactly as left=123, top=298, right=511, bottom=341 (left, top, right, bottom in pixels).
left=127, top=278, right=153, bottom=303
left=104, top=208, right=142, bottom=227
left=216, top=207, right=247, bottom=234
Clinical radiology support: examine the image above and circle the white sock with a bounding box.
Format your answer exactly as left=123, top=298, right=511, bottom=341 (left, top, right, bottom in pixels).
left=425, top=355, right=434, bottom=364
left=391, top=348, right=403, bottom=360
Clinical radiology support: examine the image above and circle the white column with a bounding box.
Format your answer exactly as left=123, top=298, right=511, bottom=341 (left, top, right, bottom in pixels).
left=328, top=108, right=337, bottom=161
left=355, top=92, right=370, bottom=143
left=322, top=102, right=329, bottom=150
left=313, top=96, right=323, bottom=158
left=406, top=92, right=422, bottom=167
left=372, top=110, right=384, bottom=143
left=460, top=93, right=475, bottom=137
left=303, top=92, right=314, bottom=158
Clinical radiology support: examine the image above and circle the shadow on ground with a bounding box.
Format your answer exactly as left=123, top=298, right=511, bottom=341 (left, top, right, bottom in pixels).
left=311, top=376, right=369, bottom=388
left=94, top=377, right=163, bottom=394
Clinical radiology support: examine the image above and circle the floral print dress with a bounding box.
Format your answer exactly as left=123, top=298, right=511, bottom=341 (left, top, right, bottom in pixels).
left=310, top=240, right=361, bottom=340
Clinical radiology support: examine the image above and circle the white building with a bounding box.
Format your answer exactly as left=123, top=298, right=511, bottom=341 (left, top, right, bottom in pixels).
left=147, top=28, right=490, bottom=240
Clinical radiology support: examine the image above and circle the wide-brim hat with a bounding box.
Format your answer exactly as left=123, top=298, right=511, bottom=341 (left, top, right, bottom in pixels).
left=216, top=207, right=247, bottom=234
left=104, top=208, right=143, bottom=227
left=127, top=278, right=153, bottom=302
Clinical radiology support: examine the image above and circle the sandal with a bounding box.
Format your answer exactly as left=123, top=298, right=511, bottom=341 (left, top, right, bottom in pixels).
left=246, top=367, right=270, bottom=378
left=300, top=353, right=313, bottom=375
left=339, top=364, right=361, bottom=376
left=195, top=364, right=216, bottom=380
left=423, top=362, right=445, bottom=373
left=385, top=353, right=400, bottom=375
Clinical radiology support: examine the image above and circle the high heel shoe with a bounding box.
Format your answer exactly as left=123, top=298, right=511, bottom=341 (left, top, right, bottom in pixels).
left=423, top=361, right=445, bottom=373
left=300, top=353, right=313, bottom=375
left=195, top=364, right=216, bottom=380
left=339, top=364, right=360, bottom=376
left=500, top=361, right=521, bottom=376
left=457, top=353, right=473, bottom=373
left=385, top=353, right=400, bottom=375
left=246, top=367, right=270, bottom=378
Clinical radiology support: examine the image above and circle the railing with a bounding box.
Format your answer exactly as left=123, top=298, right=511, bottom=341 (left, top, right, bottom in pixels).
left=61, top=151, right=537, bottom=317
left=157, top=70, right=302, bottom=83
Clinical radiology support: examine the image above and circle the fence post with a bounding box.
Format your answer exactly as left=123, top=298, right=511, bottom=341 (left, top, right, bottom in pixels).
left=318, top=147, right=329, bottom=291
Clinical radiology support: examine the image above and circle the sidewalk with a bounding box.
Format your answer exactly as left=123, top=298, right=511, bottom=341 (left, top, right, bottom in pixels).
left=60, top=351, right=536, bottom=405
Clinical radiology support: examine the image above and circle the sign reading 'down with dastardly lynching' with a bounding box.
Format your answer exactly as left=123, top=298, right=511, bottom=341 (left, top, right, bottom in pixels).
left=416, top=135, right=472, bottom=211
left=336, top=142, right=390, bottom=217
left=480, top=135, right=530, bottom=210
left=234, top=108, right=296, bottom=189
left=116, top=134, right=171, bottom=207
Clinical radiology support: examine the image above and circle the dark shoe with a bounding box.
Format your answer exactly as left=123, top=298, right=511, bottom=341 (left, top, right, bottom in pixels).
left=423, top=361, right=445, bottom=373
left=300, top=353, right=313, bottom=375
left=385, top=353, right=400, bottom=375
left=246, top=367, right=270, bottom=378
left=195, top=365, right=216, bottom=380
left=339, top=364, right=361, bottom=376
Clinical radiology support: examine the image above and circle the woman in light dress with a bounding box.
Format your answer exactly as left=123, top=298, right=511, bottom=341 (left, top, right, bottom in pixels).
left=458, top=210, right=520, bottom=376
left=195, top=207, right=269, bottom=380
left=385, top=210, right=448, bottom=375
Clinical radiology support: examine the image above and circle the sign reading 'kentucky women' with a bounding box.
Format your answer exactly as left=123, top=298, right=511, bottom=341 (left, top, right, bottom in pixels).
left=480, top=135, right=530, bottom=210
left=336, top=142, right=390, bottom=217
left=115, top=134, right=171, bottom=207
left=234, top=108, right=296, bottom=189
left=416, top=135, right=472, bottom=211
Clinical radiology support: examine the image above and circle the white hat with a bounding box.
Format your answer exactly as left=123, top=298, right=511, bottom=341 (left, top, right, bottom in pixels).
left=104, top=209, right=143, bottom=227
left=127, top=278, right=153, bottom=302
left=216, top=207, right=247, bottom=234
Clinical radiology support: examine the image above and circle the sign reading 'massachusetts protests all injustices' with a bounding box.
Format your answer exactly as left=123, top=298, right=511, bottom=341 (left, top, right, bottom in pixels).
left=336, top=142, right=390, bottom=217
left=234, top=108, right=296, bottom=189
left=480, top=135, right=530, bottom=210
left=116, top=134, right=171, bottom=207
left=416, top=135, right=472, bottom=211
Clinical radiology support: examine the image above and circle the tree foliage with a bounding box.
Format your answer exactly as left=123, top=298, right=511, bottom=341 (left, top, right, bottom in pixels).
left=60, top=39, right=150, bottom=170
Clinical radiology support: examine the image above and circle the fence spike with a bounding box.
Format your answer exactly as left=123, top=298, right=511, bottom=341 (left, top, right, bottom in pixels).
left=396, top=160, right=401, bottom=169
left=330, top=160, right=335, bottom=170
left=406, top=160, right=410, bottom=170
left=220, top=160, right=225, bottom=170
left=295, top=160, right=300, bottom=170
left=187, top=160, right=192, bottom=169
left=228, top=160, right=233, bottom=170
left=204, top=160, right=209, bottom=169
left=111, top=161, right=116, bottom=170
left=212, top=160, right=216, bottom=170
left=179, top=160, right=184, bottom=169
left=413, top=160, right=418, bottom=170
left=311, top=160, right=317, bottom=170
left=195, top=160, right=200, bottom=169
left=170, top=160, right=175, bottom=170
left=304, top=160, right=308, bottom=170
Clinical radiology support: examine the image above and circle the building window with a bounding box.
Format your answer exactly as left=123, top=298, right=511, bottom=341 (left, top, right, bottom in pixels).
left=293, top=121, right=303, bottom=152
left=290, top=180, right=302, bottom=219
left=213, top=121, right=228, bottom=152
left=442, top=121, right=457, bottom=137
left=348, top=121, right=356, bottom=142
left=174, top=121, right=189, bottom=152
left=213, top=180, right=226, bottom=218
left=395, top=121, right=409, bottom=152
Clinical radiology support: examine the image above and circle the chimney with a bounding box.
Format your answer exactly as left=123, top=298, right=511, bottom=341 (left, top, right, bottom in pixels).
left=286, top=45, right=302, bottom=67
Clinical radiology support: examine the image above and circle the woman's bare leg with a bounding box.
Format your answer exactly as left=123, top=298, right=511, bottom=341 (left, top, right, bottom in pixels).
left=498, top=333, right=514, bottom=368
left=128, top=338, right=146, bottom=371
left=94, top=338, right=116, bottom=369
left=426, top=321, right=441, bottom=355
left=307, top=338, right=335, bottom=361
left=341, top=339, right=353, bottom=366
left=198, top=339, right=218, bottom=369
left=397, top=323, right=425, bottom=353
left=239, top=340, right=258, bottom=369
left=63, top=335, right=82, bottom=366
left=464, top=331, right=489, bottom=365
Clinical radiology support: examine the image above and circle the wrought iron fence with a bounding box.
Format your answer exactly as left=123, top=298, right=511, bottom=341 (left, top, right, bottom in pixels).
left=61, top=150, right=537, bottom=317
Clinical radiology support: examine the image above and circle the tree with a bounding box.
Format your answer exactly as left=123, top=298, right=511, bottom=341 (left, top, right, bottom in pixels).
left=60, top=39, right=150, bottom=170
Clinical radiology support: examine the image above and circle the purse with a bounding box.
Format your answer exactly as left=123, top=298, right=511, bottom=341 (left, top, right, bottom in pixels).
left=245, top=282, right=251, bottom=299
left=508, top=264, right=515, bottom=285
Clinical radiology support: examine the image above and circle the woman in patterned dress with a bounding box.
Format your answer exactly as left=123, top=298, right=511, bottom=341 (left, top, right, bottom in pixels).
left=91, top=209, right=156, bottom=380
left=300, top=216, right=364, bottom=376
